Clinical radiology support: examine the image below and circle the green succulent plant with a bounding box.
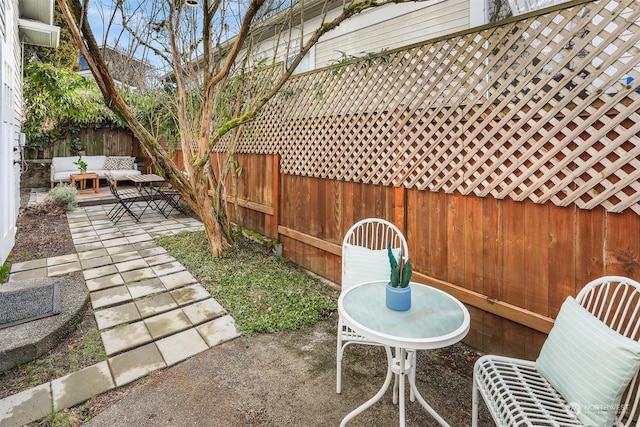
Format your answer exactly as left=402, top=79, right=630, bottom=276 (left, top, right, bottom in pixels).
left=387, top=243, right=412, bottom=288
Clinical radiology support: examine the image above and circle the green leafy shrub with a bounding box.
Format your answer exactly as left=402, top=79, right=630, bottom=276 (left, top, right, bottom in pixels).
left=46, top=184, right=78, bottom=212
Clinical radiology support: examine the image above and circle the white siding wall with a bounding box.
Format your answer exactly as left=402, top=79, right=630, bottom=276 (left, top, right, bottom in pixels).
left=0, top=0, right=21, bottom=265
left=247, top=0, right=471, bottom=72
left=315, top=0, right=470, bottom=68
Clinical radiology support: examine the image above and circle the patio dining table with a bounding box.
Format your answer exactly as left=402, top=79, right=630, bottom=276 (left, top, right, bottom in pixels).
left=127, top=173, right=165, bottom=213
left=338, top=280, right=470, bottom=427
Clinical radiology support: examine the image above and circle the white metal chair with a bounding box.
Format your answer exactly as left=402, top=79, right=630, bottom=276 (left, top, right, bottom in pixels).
left=336, top=218, right=415, bottom=397
left=472, top=276, right=640, bottom=427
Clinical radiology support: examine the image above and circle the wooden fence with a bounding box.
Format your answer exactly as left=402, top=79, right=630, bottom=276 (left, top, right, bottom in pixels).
left=205, top=0, right=640, bottom=359
left=24, top=126, right=143, bottom=161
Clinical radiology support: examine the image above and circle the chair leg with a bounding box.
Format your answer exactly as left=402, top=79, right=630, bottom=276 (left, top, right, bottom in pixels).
left=336, top=328, right=343, bottom=394
left=472, top=376, right=479, bottom=427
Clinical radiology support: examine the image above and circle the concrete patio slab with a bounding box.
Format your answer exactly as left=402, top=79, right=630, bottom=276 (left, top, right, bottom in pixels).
left=77, top=248, right=109, bottom=260
left=90, top=286, right=132, bottom=309
left=110, top=251, right=141, bottom=263
left=144, top=309, right=192, bottom=339
left=126, top=277, right=166, bottom=299
left=85, top=273, right=125, bottom=292
left=80, top=256, right=114, bottom=270
left=0, top=383, right=52, bottom=427
left=47, top=254, right=80, bottom=266
left=75, top=241, right=106, bottom=252
left=170, top=284, right=211, bottom=305
left=101, top=322, right=153, bottom=356
left=94, top=303, right=141, bottom=330
left=51, top=361, right=115, bottom=411
left=159, top=270, right=197, bottom=290
left=144, top=253, right=175, bottom=266
left=121, top=267, right=157, bottom=283
left=8, top=267, right=48, bottom=282
left=182, top=299, right=226, bottom=325
left=47, top=261, right=82, bottom=276
left=108, top=343, right=166, bottom=387
left=135, top=292, right=178, bottom=318
left=151, top=261, right=185, bottom=276
left=9, top=258, right=46, bottom=273
left=196, top=315, right=242, bottom=347
left=115, top=258, right=149, bottom=273
left=155, top=328, right=209, bottom=366
left=83, top=265, right=119, bottom=280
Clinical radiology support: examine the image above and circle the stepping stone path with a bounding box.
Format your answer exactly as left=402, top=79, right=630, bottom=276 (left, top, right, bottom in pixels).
left=0, top=202, right=241, bottom=427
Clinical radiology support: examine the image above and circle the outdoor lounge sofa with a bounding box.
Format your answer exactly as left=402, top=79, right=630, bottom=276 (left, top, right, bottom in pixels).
left=50, top=155, right=141, bottom=188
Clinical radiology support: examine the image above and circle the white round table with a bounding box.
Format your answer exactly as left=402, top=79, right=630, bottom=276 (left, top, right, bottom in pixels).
left=338, top=280, right=470, bottom=426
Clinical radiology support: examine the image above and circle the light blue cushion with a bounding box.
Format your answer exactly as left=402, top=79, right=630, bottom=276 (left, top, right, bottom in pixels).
left=342, top=244, right=401, bottom=290
left=536, top=296, right=640, bottom=427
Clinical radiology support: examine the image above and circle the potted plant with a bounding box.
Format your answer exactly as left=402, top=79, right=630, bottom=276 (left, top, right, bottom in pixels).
left=386, top=243, right=413, bottom=311
left=73, top=156, right=88, bottom=174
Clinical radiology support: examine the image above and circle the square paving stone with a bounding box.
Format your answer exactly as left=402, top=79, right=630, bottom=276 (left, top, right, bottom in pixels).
left=94, top=302, right=141, bottom=330
left=78, top=248, right=109, bottom=260
left=51, top=361, right=115, bottom=411
left=73, top=235, right=102, bottom=245
left=121, top=267, right=157, bottom=283
left=156, top=328, right=208, bottom=366
left=151, top=261, right=185, bottom=276
left=135, top=293, right=178, bottom=318
left=127, top=233, right=152, bottom=244
left=144, top=309, right=192, bottom=339
left=160, top=271, right=197, bottom=290
left=48, top=261, right=82, bottom=276
left=81, top=256, right=114, bottom=270
left=75, top=241, right=105, bottom=252
left=106, top=244, right=136, bottom=255
left=109, top=343, right=166, bottom=387
left=85, top=274, right=125, bottom=292
left=47, top=254, right=79, bottom=266
left=127, top=277, right=165, bottom=299
left=8, top=268, right=48, bottom=282
left=170, top=284, right=211, bottom=305
left=102, top=237, right=130, bottom=248
left=196, top=315, right=242, bottom=347
left=144, top=253, right=175, bottom=267
left=138, top=247, right=167, bottom=258
left=101, top=322, right=153, bottom=355
left=111, top=251, right=141, bottom=263
left=84, top=264, right=118, bottom=280
left=133, top=241, right=156, bottom=250
left=182, top=299, right=226, bottom=325
left=115, top=258, right=149, bottom=273
left=90, top=286, right=132, bottom=309
left=72, top=230, right=97, bottom=239
left=0, top=382, right=52, bottom=427
left=9, top=258, right=47, bottom=273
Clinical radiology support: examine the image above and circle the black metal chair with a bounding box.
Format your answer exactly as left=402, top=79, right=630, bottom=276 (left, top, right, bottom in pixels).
left=157, top=185, right=186, bottom=218
left=106, top=174, right=145, bottom=223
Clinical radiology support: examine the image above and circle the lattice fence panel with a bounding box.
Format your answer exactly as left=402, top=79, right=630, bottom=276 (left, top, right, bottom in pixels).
left=215, top=0, right=640, bottom=214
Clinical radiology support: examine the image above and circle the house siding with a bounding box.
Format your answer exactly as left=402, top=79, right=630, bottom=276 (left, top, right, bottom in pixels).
left=315, top=0, right=470, bottom=68
left=0, top=0, right=20, bottom=265
left=247, top=0, right=471, bottom=72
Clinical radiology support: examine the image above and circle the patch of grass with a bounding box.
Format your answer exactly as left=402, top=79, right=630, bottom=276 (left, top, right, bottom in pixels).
left=0, top=256, right=11, bottom=283
left=155, top=232, right=338, bottom=336
left=37, top=409, right=82, bottom=427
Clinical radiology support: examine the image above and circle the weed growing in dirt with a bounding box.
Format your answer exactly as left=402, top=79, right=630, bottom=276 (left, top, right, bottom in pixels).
left=155, top=232, right=338, bottom=335
left=0, top=255, right=11, bottom=283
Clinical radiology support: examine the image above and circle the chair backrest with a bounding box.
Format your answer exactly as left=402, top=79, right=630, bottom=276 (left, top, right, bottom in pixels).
left=577, top=276, right=640, bottom=426
left=341, top=218, right=409, bottom=292
left=105, top=174, right=117, bottom=196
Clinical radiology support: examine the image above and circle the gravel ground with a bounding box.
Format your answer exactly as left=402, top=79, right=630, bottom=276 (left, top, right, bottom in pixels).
left=86, top=317, right=494, bottom=426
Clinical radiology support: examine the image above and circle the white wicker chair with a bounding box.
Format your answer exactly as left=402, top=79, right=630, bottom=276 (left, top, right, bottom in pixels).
left=336, top=218, right=415, bottom=397
left=472, top=276, right=640, bottom=427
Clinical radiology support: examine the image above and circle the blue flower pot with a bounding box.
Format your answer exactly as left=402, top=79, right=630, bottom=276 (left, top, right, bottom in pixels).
left=386, top=283, right=411, bottom=311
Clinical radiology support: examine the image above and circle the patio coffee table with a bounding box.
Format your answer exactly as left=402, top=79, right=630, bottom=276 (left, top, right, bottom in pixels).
left=70, top=173, right=99, bottom=193
left=338, top=280, right=470, bottom=427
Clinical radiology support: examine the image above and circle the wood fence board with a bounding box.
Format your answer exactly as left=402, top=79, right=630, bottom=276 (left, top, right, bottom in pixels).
left=466, top=195, right=485, bottom=294
left=446, top=192, right=465, bottom=286
left=523, top=200, right=549, bottom=316
left=502, top=198, right=526, bottom=307
left=482, top=196, right=503, bottom=302
left=575, top=208, right=606, bottom=285
left=547, top=204, right=576, bottom=317
left=606, top=210, right=640, bottom=278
